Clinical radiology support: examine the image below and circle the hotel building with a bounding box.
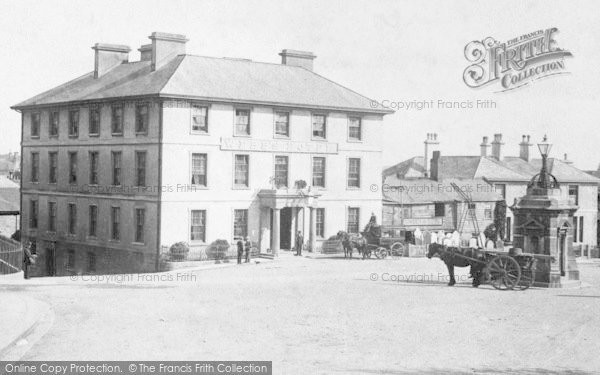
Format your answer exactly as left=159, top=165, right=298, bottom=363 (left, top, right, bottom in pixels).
left=13, top=32, right=393, bottom=276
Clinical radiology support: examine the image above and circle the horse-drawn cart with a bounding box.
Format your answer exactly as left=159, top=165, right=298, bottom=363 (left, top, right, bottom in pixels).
left=428, top=244, right=552, bottom=290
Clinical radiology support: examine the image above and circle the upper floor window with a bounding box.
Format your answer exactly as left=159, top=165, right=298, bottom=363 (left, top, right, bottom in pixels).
left=274, top=156, right=289, bottom=188
left=234, top=154, right=249, bottom=188
left=569, top=185, right=579, bottom=206
left=68, top=110, right=79, bottom=137
left=135, top=208, right=145, bottom=243
left=135, top=151, right=147, bottom=187
left=68, top=203, right=77, bottom=235
left=312, top=114, right=326, bottom=139
left=191, top=153, right=207, bottom=187
left=190, top=210, right=206, bottom=242
left=48, top=201, right=57, bottom=232
left=48, top=152, right=58, bottom=184
left=312, top=157, right=326, bottom=188
left=495, top=183, right=506, bottom=200
left=89, top=205, right=98, bottom=237
left=235, top=109, right=250, bottom=135
left=87, top=252, right=96, bottom=273
left=111, top=104, right=123, bottom=135
left=347, top=158, right=361, bottom=188
left=31, top=113, right=40, bottom=137
left=275, top=111, right=290, bottom=137
left=89, top=107, right=100, bottom=136
left=30, top=200, right=38, bottom=229
left=112, top=151, right=122, bottom=186
left=49, top=111, right=59, bottom=137
left=191, top=105, right=208, bottom=133
left=111, top=206, right=121, bottom=241
left=434, top=203, right=445, bottom=217
left=348, top=117, right=362, bottom=141
left=484, top=204, right=493, bottom=220
left=89, top=151, right=99, bottom=185
left=68, top=152, right=77, bottom=185
left=135, top=103, right=149, bottom=134
left=30, top=152, right=39, bottom=183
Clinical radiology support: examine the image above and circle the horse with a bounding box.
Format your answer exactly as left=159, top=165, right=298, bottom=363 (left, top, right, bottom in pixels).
left=427, top=243, right=486, bottom=287
left=336, top=231, right=367, bottom=259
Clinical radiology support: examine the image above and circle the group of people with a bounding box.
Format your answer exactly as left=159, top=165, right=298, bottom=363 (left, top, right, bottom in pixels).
left=236, top=237, right=252, bottom=264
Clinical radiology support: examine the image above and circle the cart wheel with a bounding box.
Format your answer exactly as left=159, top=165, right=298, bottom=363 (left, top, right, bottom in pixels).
left=378, top=248, right=388, bottom=259
left=390, top=242, right=404, bottom=258
left=486, top=255, right=521, bottom=290
left=518, top=265, right=535, bottom=290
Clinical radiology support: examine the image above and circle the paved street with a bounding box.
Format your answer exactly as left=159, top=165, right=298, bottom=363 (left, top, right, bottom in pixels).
left=2, top=254, right=600, bottom=374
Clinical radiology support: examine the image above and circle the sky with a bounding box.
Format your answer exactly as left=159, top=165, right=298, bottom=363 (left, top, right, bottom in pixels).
left=1, top=0, right=599, bottom=170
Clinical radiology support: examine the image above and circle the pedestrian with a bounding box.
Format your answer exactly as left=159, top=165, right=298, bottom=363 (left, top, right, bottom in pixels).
left=295, top=230, right=304, bottom=256
left=23, top=241, right=34, bottom=279
left=244, top=237, right=251, bottom=263
left=236, top=237, right=244, bottom=264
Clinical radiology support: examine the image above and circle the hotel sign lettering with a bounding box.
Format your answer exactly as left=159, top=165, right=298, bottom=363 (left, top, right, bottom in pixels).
left=403, top=217, right=443, bottom=227
left=220, top=137, right=338, bottom=154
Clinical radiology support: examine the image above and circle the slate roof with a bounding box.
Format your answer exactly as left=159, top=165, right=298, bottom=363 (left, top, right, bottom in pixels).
left=382, top=156, right=425, bottom=179
left=383, top=176, right=502, bottom=205
left=12, top=55, right=392, bottom=114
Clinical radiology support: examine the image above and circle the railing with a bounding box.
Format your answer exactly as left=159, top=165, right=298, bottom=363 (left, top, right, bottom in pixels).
left=160, top=242, right=260, bottom=262
left=0, top=235, right=22, bottom=274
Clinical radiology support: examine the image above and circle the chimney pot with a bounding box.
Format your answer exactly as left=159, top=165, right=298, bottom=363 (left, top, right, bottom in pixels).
left=92, top=43, right=131, bottom=78
left=519, top=134, right=532, bottom=162
left=480, top=136, right=490, bottom=157
left=279, top=49, right=316, bottom=71
left=491, top=133, right=504, bottom=160
left=138, top=44, right=152, bottom=61
left=149, top=32, right=188, bottom=71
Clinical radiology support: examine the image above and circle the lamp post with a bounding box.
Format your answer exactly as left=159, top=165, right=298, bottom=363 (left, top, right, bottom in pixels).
left=536, top=135, right=553, bottom=188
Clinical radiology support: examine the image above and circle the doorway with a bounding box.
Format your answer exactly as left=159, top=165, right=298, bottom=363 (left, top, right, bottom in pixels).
left=45, top=247, right=55, bottom=276
left=280, top=207, right=292, bottom=250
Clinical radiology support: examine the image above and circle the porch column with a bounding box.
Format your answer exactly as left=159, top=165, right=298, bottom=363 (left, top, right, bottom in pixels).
left=272, top=208, right=280, bottom=257
left=309, top=207, right=317, bottom=252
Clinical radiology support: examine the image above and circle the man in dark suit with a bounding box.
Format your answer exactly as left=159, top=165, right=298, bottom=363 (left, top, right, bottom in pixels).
left=236, top=237, right=244, bottom=264
left=295, top=231, right=304, bottom=256
left=244, top=237, right=251, bottom=263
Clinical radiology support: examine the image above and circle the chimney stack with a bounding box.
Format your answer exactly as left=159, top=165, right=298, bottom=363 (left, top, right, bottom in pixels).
left=149, top=32, right=188, bottom=71
left=138, top=44, right=152, bottom=61
left=563, top=153, right=573, bottom=165
left=430, top=150, right=441, bottom=181
left=424, top=133, right=440, bottom=178
left=519, top=135, right=532, bottom=162
left=491, top=133, right=504, bottom=160
left=480, top=136, right=490, bottom=157
left=279, top=49, right=316, bottom=71
left=92, top=43, right=131, bottom=78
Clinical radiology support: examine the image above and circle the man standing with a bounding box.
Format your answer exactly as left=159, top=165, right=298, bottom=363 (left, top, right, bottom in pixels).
left=236, top=237, right=244, bottom=264
left=23, top=241, right=34, bottom=279
left=244, top=237, right=251, bottom=263
left=295, top=230, right=304, bottom=256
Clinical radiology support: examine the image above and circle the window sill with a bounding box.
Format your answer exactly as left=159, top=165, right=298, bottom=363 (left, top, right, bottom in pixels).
left=188, top=185, right=209, bottom=190
left=233, top=186, right=251, bottom=190
left=347, top=139, right=363, bottom=143
left=233, top=134, right=252, bottom=138
left=346, top=186, right=361, bottom=191
left=135, top=132, right=148, bottom=136
left=112, top=133, right=123, bottom=137
left=49, top=135, right=59, bottom=139
left=191, top=130, right=210, bottom=135
left=89, top=133, right=100, bottom=137
left=132, top=242, right=145, bottom=246
left=311, top=137, right=328, bottom=142
left=68, top=135, right=79, bottom=139
left=30, top=135, right=40, bottom=139
left=274, top=134, right=290, bottom=139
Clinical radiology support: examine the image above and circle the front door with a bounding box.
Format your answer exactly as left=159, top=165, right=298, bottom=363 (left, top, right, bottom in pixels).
left=280, top=207, right=292, bottom=250
left=45, top=247, right=55, bottom=276
left=559, top=230, right=566, bottom=276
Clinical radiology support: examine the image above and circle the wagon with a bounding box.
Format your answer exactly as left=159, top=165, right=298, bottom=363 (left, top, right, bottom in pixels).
left=361, top=225, right=407, bottom=259
left=438, top=247, right=551, bottom=290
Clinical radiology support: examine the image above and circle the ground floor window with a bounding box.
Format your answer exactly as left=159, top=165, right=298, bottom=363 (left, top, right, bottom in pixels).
left=316, top=208, right=325, bottom=238
left=87, top=252, right=96, bottom=273
left=579, top=216, right=584, bottom=243
left=574, top=216, right=579, bottom=242
left=66, top=249, right=75, bottom=272
left=347, top=207, right=360, bottom=234
left=234, top=209, right=248, bottom=238
left=190, top=210, right=206, bottom=242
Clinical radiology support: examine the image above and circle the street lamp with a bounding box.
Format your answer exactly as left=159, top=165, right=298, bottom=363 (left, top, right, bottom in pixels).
left=537, top=135, right=552, bottom=188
